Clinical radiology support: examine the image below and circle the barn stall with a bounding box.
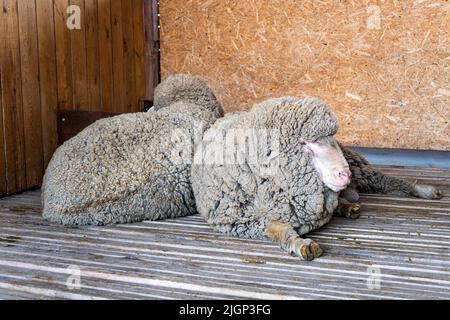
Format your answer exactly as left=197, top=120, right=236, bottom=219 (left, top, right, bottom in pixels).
left=0, top=0, right=449, bottom=300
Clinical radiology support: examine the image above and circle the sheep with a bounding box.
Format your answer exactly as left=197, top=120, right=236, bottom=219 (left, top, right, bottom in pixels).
left=42, top=74, right=222, bottom=226
left=235, top=95, right=442, bottom=202
left=191, top=96, right=352, bottom=260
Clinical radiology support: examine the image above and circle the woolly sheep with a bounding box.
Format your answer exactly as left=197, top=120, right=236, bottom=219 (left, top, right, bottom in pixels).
left=191, top=96, right=347, bottom=260
left=42, top=74, right=222, bottom=226
left=190, top=96, right=443, bottom=260
left=211, top=95, right=442, bottom=203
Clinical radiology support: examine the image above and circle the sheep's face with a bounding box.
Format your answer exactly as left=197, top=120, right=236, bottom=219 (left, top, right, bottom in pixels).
left=300, top=136, right=351, bottom=192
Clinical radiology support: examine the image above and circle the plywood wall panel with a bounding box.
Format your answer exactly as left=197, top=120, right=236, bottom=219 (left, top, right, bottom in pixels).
left=160, top=0, right=450, bottom=150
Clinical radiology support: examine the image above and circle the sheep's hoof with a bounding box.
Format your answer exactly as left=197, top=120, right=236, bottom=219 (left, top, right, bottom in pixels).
left=414, top=184, right=444, bottom=200
left=435, top=190, right=444, bottom=200
left=296, top=239, right=323, bottom=261
left=336, top=202, right=361, bottom=219
left=347, top=203, right=361, bottom=219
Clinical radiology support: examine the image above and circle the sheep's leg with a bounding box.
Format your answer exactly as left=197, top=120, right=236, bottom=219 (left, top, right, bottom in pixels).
left=335, top=198, right=361, bottom=219
left=413, top=183, right=444, bottom=199
left=354, top=167, right=443, bottom=199
left=265, top=220, right=322, bottom=261
left=341, top=146, right=443, bottom=200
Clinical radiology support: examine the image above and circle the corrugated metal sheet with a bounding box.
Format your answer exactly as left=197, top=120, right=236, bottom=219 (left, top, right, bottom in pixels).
left=0, top=166, right=449, bottom=300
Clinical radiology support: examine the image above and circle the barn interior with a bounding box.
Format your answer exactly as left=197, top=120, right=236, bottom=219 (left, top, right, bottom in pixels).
left=0, top=0, right=449, bottom=299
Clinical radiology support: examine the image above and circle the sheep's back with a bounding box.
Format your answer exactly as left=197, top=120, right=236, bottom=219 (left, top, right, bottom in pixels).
left=42, top=112, right=196, bottom=225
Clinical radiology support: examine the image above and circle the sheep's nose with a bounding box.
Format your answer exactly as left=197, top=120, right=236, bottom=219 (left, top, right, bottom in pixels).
left=336, top=170, right=351, bottom=185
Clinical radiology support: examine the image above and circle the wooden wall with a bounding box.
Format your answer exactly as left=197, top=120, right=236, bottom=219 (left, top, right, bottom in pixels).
left=160, top=0, right=450, bottom=151
left=0, top=0, right=153, bottom=195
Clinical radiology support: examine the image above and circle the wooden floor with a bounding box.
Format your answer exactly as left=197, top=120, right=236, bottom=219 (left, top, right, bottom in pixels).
left=0, top=166, right=449, bottom=300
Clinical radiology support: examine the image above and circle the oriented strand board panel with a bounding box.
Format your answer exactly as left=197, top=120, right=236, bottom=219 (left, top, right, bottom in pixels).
left=160, top=0, right=450, bottom=150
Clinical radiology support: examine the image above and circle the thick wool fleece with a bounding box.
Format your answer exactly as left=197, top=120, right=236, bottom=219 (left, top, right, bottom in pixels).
left=42, top=74, right=221, bottom=225
left=154, top=73, right=224, bottom=118
left=191, top=97, right=340, bottom=239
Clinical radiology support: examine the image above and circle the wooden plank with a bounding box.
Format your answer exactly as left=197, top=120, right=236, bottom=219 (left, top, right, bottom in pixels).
left=36, top=0, right=59, bottom=169
left=54, top=0, right=74, bottom=110
left=0, top=0, right=27, bottom=194
left=97, top=0, right=114, bottom=112
left=17, top=0, right=44, bottom=188
left=144, top=0, right=159, bottom=101
left=0, top=7, right=6, bottom=195
left=84, top=0, right=101, bottom=110
left=110, top=0, right=125, bottom=112
left=2, top=213, right=449, bottom=263
left=70, top=0, right=88, bottom=110
left=121, top=0, right=136, bottom=112
left=133, top=0, right=146, bottom=107
left=0, top=83, right=5, bottom=195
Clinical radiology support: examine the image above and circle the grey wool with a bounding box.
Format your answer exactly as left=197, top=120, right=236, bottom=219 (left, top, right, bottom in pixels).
left=191, top=97, right=340, bottom=240
left=154, top=73, right=224, bottom=118
left=42, top=74, right=222, bottom=226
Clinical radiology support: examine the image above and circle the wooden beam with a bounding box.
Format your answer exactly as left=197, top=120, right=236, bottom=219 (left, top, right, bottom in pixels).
left=144, top=0, right=160, bottom=101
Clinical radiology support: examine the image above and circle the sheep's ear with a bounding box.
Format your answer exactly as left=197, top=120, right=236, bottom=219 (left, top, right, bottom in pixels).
left=299, top=139, right=314, bottom=155
left=299, top=138, right=312, bottom=146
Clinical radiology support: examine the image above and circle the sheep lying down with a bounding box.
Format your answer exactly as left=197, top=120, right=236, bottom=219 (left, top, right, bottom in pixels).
left=42, top=74, right=442, bottom=260
left=42, top=74, right=222, bottom=225
left=191, top=96, right=443, bottom=260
